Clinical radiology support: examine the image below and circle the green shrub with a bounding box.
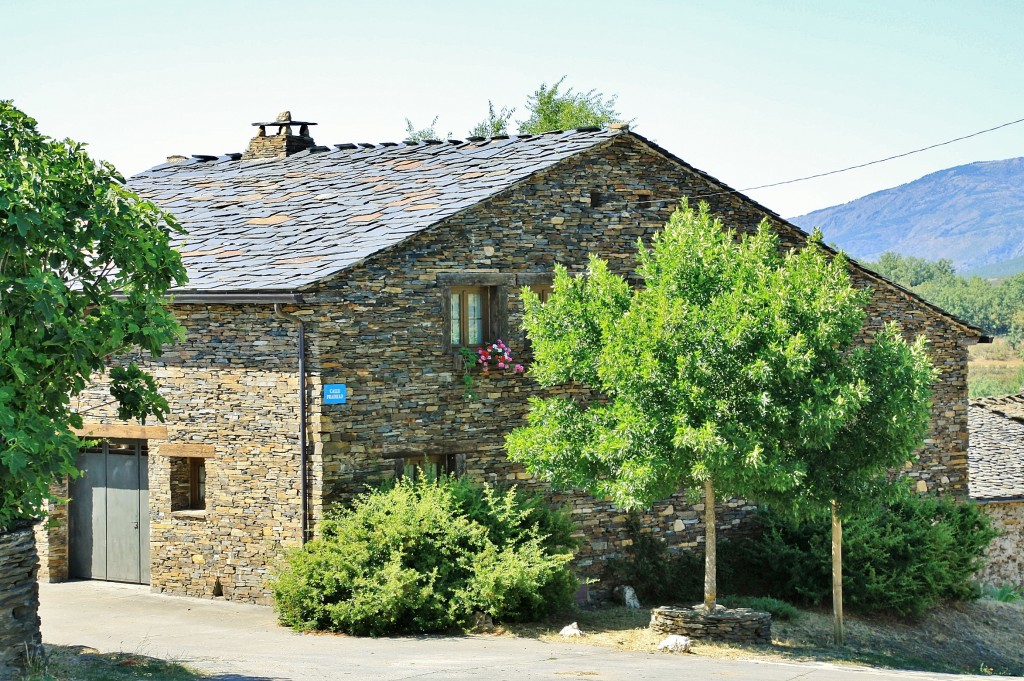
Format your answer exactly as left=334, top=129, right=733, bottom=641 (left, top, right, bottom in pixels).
left=718, top=595, right=800, bottom=621
left=272, top=477, right=577, bottom=635
left=723, top=488, right=997, bottom=616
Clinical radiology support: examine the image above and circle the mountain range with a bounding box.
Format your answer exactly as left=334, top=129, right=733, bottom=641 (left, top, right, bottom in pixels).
left=790, top=157, right=1024, bottom=273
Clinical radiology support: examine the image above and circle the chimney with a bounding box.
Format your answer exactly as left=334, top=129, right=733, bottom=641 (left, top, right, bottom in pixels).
left=242, top=111, right=318, bottom=160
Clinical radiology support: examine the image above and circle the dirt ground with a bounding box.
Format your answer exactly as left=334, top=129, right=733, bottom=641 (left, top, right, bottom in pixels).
left=504, top=599, right=1024, bottom=677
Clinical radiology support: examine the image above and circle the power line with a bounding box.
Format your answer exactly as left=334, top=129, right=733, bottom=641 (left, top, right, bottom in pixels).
left=740, top=115, right=1024, bottom=192
left=633, top=114, right=1024, bottom=204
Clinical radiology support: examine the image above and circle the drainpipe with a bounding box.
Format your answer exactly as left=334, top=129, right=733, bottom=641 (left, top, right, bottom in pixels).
left=274, top=304, right=309, bottom=544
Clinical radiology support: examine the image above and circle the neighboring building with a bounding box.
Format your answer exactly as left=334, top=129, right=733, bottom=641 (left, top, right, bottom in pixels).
left=969, top=396, right=1024, bottom=588
left=35, top=113, right=988, bottom=603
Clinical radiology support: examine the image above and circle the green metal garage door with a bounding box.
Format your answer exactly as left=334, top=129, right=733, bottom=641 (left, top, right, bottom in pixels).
left=68, top=439, right=150, bottom=584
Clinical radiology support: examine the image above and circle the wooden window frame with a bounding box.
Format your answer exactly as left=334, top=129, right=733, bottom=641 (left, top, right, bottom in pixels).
left=169, top=452, right=210, bottom=514
left=438, top=272, right=513, bottom=354
left=188, top=458, right=206, bottom=511
left=450, top=285, right=492, bottom=349
left=396, top=452, right=465, bottom=480
left=516, top=274, right=554, bottom=356
left=529, top=283, right=552, bottom=303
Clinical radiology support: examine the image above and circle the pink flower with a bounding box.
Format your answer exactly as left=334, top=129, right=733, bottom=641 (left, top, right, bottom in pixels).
left=514, top=365, right=524, bottom=373
left=498, top=362, right=506, bottom=369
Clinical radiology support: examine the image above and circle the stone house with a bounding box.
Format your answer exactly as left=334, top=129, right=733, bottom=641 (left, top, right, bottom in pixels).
left=968, top=395, right=1024, bottom=588
left=35, top=113, right=988, bottom=603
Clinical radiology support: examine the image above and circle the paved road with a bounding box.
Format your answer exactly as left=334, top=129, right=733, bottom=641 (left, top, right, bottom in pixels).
left=39, top=581, right=1009, bottom=681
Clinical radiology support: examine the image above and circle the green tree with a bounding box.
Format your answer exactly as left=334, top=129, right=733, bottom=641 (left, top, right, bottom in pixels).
left=403, top=116, right=451, bottom=142
left=869, top=252, right=957, bottom=288
left=469, top=101, right=515, bottom=138
left=517, top=77, right=621, bottom=134
left=767, top=324, right=935, bottom=644
left=507, top=201, right=878, bottom=611
left=0, top=101, right=187, bottom=533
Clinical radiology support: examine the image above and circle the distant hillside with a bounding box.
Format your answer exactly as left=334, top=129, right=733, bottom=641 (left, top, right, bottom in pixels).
left=962, top=255, right=1024, bottom=280
left=790, top=157, right=1024, bottom=272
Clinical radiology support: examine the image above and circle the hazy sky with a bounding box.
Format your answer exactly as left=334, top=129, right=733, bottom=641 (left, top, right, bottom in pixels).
left=5, top=0, right=1023, bottom=217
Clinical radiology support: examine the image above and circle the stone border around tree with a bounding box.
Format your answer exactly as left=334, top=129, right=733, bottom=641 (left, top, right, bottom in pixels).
left=0, top=526, right=42, bottom=679
left=650, top=604, right=771, bottom=644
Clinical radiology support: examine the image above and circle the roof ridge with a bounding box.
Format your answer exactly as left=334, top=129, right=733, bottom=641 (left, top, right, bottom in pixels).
left=145, top=126, right=627, bottom=175
left=971, top=394, right=1024, bottom=406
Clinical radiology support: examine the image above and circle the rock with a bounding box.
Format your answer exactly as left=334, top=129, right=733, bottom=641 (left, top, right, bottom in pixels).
left=469, top=611, right=494, bottom=633
left=657, top=634, right=692, bottom=652
left=559, top=622, right=582, bottom=637
left=612, top=585, right=642, bottom=609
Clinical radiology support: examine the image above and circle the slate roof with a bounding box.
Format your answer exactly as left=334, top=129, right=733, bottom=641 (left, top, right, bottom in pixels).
left=129, top=127, right=622, bottom=292
left=126, top=123, right=991, bottom=339
left=969, top=395, right=1024, bottom=501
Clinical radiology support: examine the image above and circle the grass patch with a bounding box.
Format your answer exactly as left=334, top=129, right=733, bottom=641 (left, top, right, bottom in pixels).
left=501, top=599, right=1024, bottom=676
left=969, top=337, right=1024, bottom=397
left=981, top=583, right=1023, bottom=603
left=17, top=644, right=205, bottom=681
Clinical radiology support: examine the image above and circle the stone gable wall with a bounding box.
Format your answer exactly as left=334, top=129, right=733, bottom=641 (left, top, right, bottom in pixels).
left=305, top=134, right=975, bottom=590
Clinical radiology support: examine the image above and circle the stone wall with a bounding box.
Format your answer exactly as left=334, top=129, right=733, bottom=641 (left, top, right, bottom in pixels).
left=59, top=306, right=308, bottom=604
left=0, top=527, right=42, bottom=679
left=975, top=501, right=1024, bottom=588
left=33, top=477, right=68, bottom=583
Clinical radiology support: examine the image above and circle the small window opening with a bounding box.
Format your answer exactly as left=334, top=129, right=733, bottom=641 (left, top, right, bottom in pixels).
left=397, top=453, right=462, bottom=480
left=530, top=283, right=553, bottom=304
left=171, top=457, right=208, bottom=511
left=589, top=190, right=602, bottom=208
left=190, top=458, right=206, bottom=510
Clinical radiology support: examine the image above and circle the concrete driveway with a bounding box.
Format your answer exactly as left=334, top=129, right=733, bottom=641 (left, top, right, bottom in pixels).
left=39, top=581, right=1009, bottom=681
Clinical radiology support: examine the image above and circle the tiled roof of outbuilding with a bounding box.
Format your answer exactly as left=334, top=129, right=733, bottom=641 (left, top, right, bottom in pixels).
left=129, top=127, right=621, bottom=292
left=969, top=395, right=1024, bottom=501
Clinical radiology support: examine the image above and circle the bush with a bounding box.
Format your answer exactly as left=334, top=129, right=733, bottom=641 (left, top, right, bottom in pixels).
left=272, top=477, right=578, bottom=635
left=718, top=595, right=800, bottom=621
left=723, top=489, right=997, bottom=616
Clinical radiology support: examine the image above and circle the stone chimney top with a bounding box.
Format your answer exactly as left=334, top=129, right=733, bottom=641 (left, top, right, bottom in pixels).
left=243, top=111, right=318, bottom=161
left=608, top=121, right=630, bottom=133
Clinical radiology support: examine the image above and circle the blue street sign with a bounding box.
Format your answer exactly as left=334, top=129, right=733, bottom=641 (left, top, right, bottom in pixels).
left=324, top=384, right=347, bottom=404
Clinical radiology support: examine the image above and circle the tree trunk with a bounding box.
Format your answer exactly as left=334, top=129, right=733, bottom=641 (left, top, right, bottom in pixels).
left=703, top=477, right=717, bottom=612
left=831, top=499, right=844, bottom=646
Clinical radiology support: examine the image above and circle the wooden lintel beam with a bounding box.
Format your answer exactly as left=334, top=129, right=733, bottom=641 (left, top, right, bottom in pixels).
left=73, top=423, right=169, bottom=440
left=157, top=443, right=216, bottom=458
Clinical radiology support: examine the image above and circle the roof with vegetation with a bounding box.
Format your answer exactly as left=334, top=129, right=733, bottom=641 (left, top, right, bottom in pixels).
left=128, top=127, right=622, bottom=292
